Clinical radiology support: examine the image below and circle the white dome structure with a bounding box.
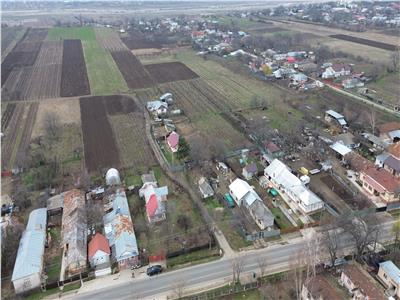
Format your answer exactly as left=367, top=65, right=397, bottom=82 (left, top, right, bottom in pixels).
left=105, top=168, right=121, bottom=186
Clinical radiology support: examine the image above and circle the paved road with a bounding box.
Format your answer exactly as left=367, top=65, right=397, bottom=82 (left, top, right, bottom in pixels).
left=68, top=221, right=395, bottom=300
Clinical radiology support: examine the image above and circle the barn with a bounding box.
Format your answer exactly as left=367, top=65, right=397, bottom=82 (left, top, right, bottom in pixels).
left=12, top=208, right=47, bottom=294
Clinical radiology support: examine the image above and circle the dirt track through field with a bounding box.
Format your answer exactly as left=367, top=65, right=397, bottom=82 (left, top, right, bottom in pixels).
left=330, top=34, right=397, bottom=51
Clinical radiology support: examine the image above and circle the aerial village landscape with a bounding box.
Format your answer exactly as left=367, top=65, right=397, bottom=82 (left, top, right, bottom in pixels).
left=1, top=0, right=400, bottom=299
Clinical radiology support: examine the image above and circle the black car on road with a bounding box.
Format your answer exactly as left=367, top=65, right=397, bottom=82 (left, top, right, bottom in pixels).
left=147, top=265, right=163, bottom=276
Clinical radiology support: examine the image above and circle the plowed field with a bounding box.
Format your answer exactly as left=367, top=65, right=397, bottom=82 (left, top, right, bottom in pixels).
left=145, top=62, right=199, bottom=84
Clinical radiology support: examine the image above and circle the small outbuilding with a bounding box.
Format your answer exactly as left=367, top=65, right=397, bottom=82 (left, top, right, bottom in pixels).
left=242, top=163, right=258, bottom=180
left=106, top=168, right=121, bottom=186
left=198, top=177, right=214, bottom=199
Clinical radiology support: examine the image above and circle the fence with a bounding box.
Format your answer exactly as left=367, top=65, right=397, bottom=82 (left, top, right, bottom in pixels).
left=245, top=229, right=281, bottom=242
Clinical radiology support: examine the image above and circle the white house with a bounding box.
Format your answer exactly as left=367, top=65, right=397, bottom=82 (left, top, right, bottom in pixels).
left=146, top=100, right=168, bottom=116
left=378, top=260, right=400, bottom=298
left=12, top=208, right=47, bottom=294
left=229, top=178, right=259, bottom=207
left=88, top=233, right=111, bottom=277
left=322, top=64, right=351, bottom=79
left=264, top=159, right=324, bottom=214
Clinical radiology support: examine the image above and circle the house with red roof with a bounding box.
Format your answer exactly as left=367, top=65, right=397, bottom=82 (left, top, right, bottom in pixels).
left=139, top=182, right=169, bottom=223
left=360, top=167, right=400, bottom=202
left=88, top=233, right=110, bottom=268
left=167, top=131, right=180, bottom=153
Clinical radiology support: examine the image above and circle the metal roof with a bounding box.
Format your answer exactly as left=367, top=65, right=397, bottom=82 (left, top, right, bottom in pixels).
left=325, top=110, right=345, bottom=120
left=330, top=142, right=352, bottom=156
left=12, top=208, right=47, bottom=282
left=380, top=261, right=400, bottom=284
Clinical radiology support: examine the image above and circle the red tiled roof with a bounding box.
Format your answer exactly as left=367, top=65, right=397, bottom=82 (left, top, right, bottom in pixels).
left=167, top=131, right=179, bottom=148
left=363, top=167, right=400, bottom=193
left=389, top=143, right=400, bottom=159
left=146, top=194, right=158, bottom=218
left=265, top=142, right=280, bottom=153
left=88, top=233, right=110, bottom=259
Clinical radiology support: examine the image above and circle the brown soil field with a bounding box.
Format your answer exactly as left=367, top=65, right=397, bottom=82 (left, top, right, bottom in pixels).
left=32, top=98, right=81, bottom=139
left=1, top=103, right=16, bottom=132
left=121, top=32, right=162, bottom=50
left=330, top=34, right=397, bottom=51
left=102, top=95, right=138, bottom=115
left=80, top=96, right=120, bottom=173
left=145, top=62, right=199, bottom=84
left=2, top=41, right=63, bottom=101
left=20, top=28, right=48, bottom=43
left=111, top=50, right=155, bottom=89
left=60, top=40, right=90, bottom=97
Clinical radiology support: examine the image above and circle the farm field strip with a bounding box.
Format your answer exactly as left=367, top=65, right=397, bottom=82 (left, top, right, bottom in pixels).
left=110, top=50, right=155, bottom=90
left=1, top=103, right=16, bottom=131
left=1, top=27, right=27, bottom=60
left=82, top=40, right=128, bottom=96
left=60, top=40, right=90, bottom=97
left=94, top=27, right=127, bottom=51
left=330, top=34, right=397, bottom=51
left=79, top=96, right=120, bottom=172
left=121, top=32, right=162, bottom=50
left=47, top=27, right=96, bottom=41
left=144, top=62, right=199, bottom=84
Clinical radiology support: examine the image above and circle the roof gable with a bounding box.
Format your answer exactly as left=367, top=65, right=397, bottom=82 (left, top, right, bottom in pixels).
left=88, top=233, right=110, bottom=259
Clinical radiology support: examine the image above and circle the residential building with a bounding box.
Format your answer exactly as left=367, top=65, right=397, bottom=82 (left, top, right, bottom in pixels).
left=104, top=189, right=139, bottom=269
left=389, top=143, right=400, bottom=159
left=325, top=110, right=347, bottom=128
left=264, top=159, right=324, bottom=214
left=12, top=208, right=47, bottom=294
left=342, top=78, right=364, bottom=89
left=139, top=182, right=168, bottom=223
left=146, top=100, right=168, bottom=116
left=340, top=264, right=386, bottom=300
left=378, top=122, right=400, bottom=141
left=167, top=131, right=180, bottom=153
left=264, top=141, right=284, bottom=158
left=360, top=167, right=400, bottom=202
left=301, top=275, right=342, bottom=300
left=242, top=163, right=258, bottom=180
left=62, top=189, right=87, bottom=277
left=88, top=233, right=110, bottom=267
left=198, top=177, right=214, bottom=199
left=322, top=64, right=351, bottom=78
left=248, top=200, right=274, bottom=230
left=383, top=154, right=400, bottom=178
left=378, top=260, right=400, bottom=298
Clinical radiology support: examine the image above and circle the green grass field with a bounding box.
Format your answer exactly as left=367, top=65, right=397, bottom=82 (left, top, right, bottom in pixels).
left=82, top=40, right=128, bottom=95
left=47, top=27, right=96, bottom=41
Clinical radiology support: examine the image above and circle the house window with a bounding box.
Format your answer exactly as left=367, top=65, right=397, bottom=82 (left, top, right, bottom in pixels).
left=384, top=273, right=387, bottom=279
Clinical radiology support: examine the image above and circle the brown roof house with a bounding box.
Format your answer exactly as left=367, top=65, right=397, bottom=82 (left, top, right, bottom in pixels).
left=360, top=167, right=400, bottom=202
left=242, top=163, right=258, bottom=180
left=264, top=141, right=284, bottom=158
left=339, top=264, right=386, bottom=300
left=61, top=189, right=87, bottom=277
left=301, top=275, right=342, bottom=300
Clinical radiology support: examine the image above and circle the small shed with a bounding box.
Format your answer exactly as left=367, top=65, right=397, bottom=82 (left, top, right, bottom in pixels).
left=198, top=177, right=214, bottom=199
left=106, top=168, right=121, bottom=186
left=242, top=163, right=258, bottom=180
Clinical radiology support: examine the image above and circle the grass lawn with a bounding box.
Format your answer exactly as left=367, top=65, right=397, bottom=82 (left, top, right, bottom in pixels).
left=47, top=27, right=96, bottom=41
left=166, top=248, right=220, bottom=270
left=270, top=207, right=293, bottom=230
left=26, top=282, right=81, bottom=300
left=204, top=197, right=222, bottom=210
left=232, top=289, right=261, bottom=300
left=82, top=40, right=128, bottom=95
left=46, top=254, right=62, bottom=281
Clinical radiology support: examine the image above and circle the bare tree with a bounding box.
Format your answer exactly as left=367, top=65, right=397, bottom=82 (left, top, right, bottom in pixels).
left=391, top=220, right=400, bottom=264
left=172, top=276, right=187, bottom=299
left=43, top=112, right=61, bottom=142
left=231, top=254, right=245, bottom=283
left=289, top=250, right=306, bottom=300
left=304, top=230, right=321, bottom=279
left=369, top=109, right=376, bottom=135
left=321, top=226, right=340, bottom=268
left=256, top=256, right=268, bottom=278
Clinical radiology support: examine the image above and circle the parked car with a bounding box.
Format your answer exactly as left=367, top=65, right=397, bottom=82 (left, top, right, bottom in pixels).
left=147, top=265, right=163, bottom=276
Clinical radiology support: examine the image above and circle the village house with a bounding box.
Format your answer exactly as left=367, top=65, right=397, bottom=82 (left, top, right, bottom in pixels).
left=377, top=260, right=400, bottom=298
left=322, top=63, right=351, bottom=79
left=325, top=110, right=347, bottom=128
left=146, top=100, right=168, bottom=116
left=389, top=143, right=400, bottom=160
left=229, top=178, right=274, bottom=229
left=264, top=142, right=284, bottom=158
left=340, top=264, right=386, bottom=300
left=103, top=189, right=139, bottom=269
left=198, top=177, right=214, bottom=199
left=242, top=163, right=258, bottom=180
left=139, top=176, right=168, bottom=223
left=264, top=159, right=324, bottom=214
left=88, top=233, right=111, bottom=277
left=301, top=275, right=342, bottom=300
left=342, top=77, right=364, bottom=89
left=360, top=167, right=400, bottom=202
left=382, top=154, right=400, bottom=178
left=167, top=131, right=180, bottom=153
left=378, top=122, right=400, bottom=142
left=12, top=208, right=47, bottom=294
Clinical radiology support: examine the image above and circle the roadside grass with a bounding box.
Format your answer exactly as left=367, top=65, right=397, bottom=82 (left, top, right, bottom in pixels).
left=366, top=71, right=400, bottom=106
left=82, top=40, right=128, bottom=95
left=26, top=282, right=81, bottom=300
left=270, top=208, right=293, bottom=230
left=47, top=27, right=96, bottom=41
left=166, top=248, right=220, bottom=270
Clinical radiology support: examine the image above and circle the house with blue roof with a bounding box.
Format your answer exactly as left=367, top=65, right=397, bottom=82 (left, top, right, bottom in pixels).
left=378, top=260, right=400, bottom=298
left=12, top=208, right=47, bottom=294
left=103, top=189, right=139, bottom=269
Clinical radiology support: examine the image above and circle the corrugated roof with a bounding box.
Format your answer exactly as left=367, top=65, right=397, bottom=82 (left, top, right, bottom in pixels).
left=330, top=142, right=352, bottom=156
left=12, top=208, right=47, bottom=282
left=326, top=110, right=345, bottom=120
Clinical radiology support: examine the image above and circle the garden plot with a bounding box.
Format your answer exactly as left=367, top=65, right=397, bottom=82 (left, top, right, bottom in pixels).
left=144, top=62, right=199, bottom=84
